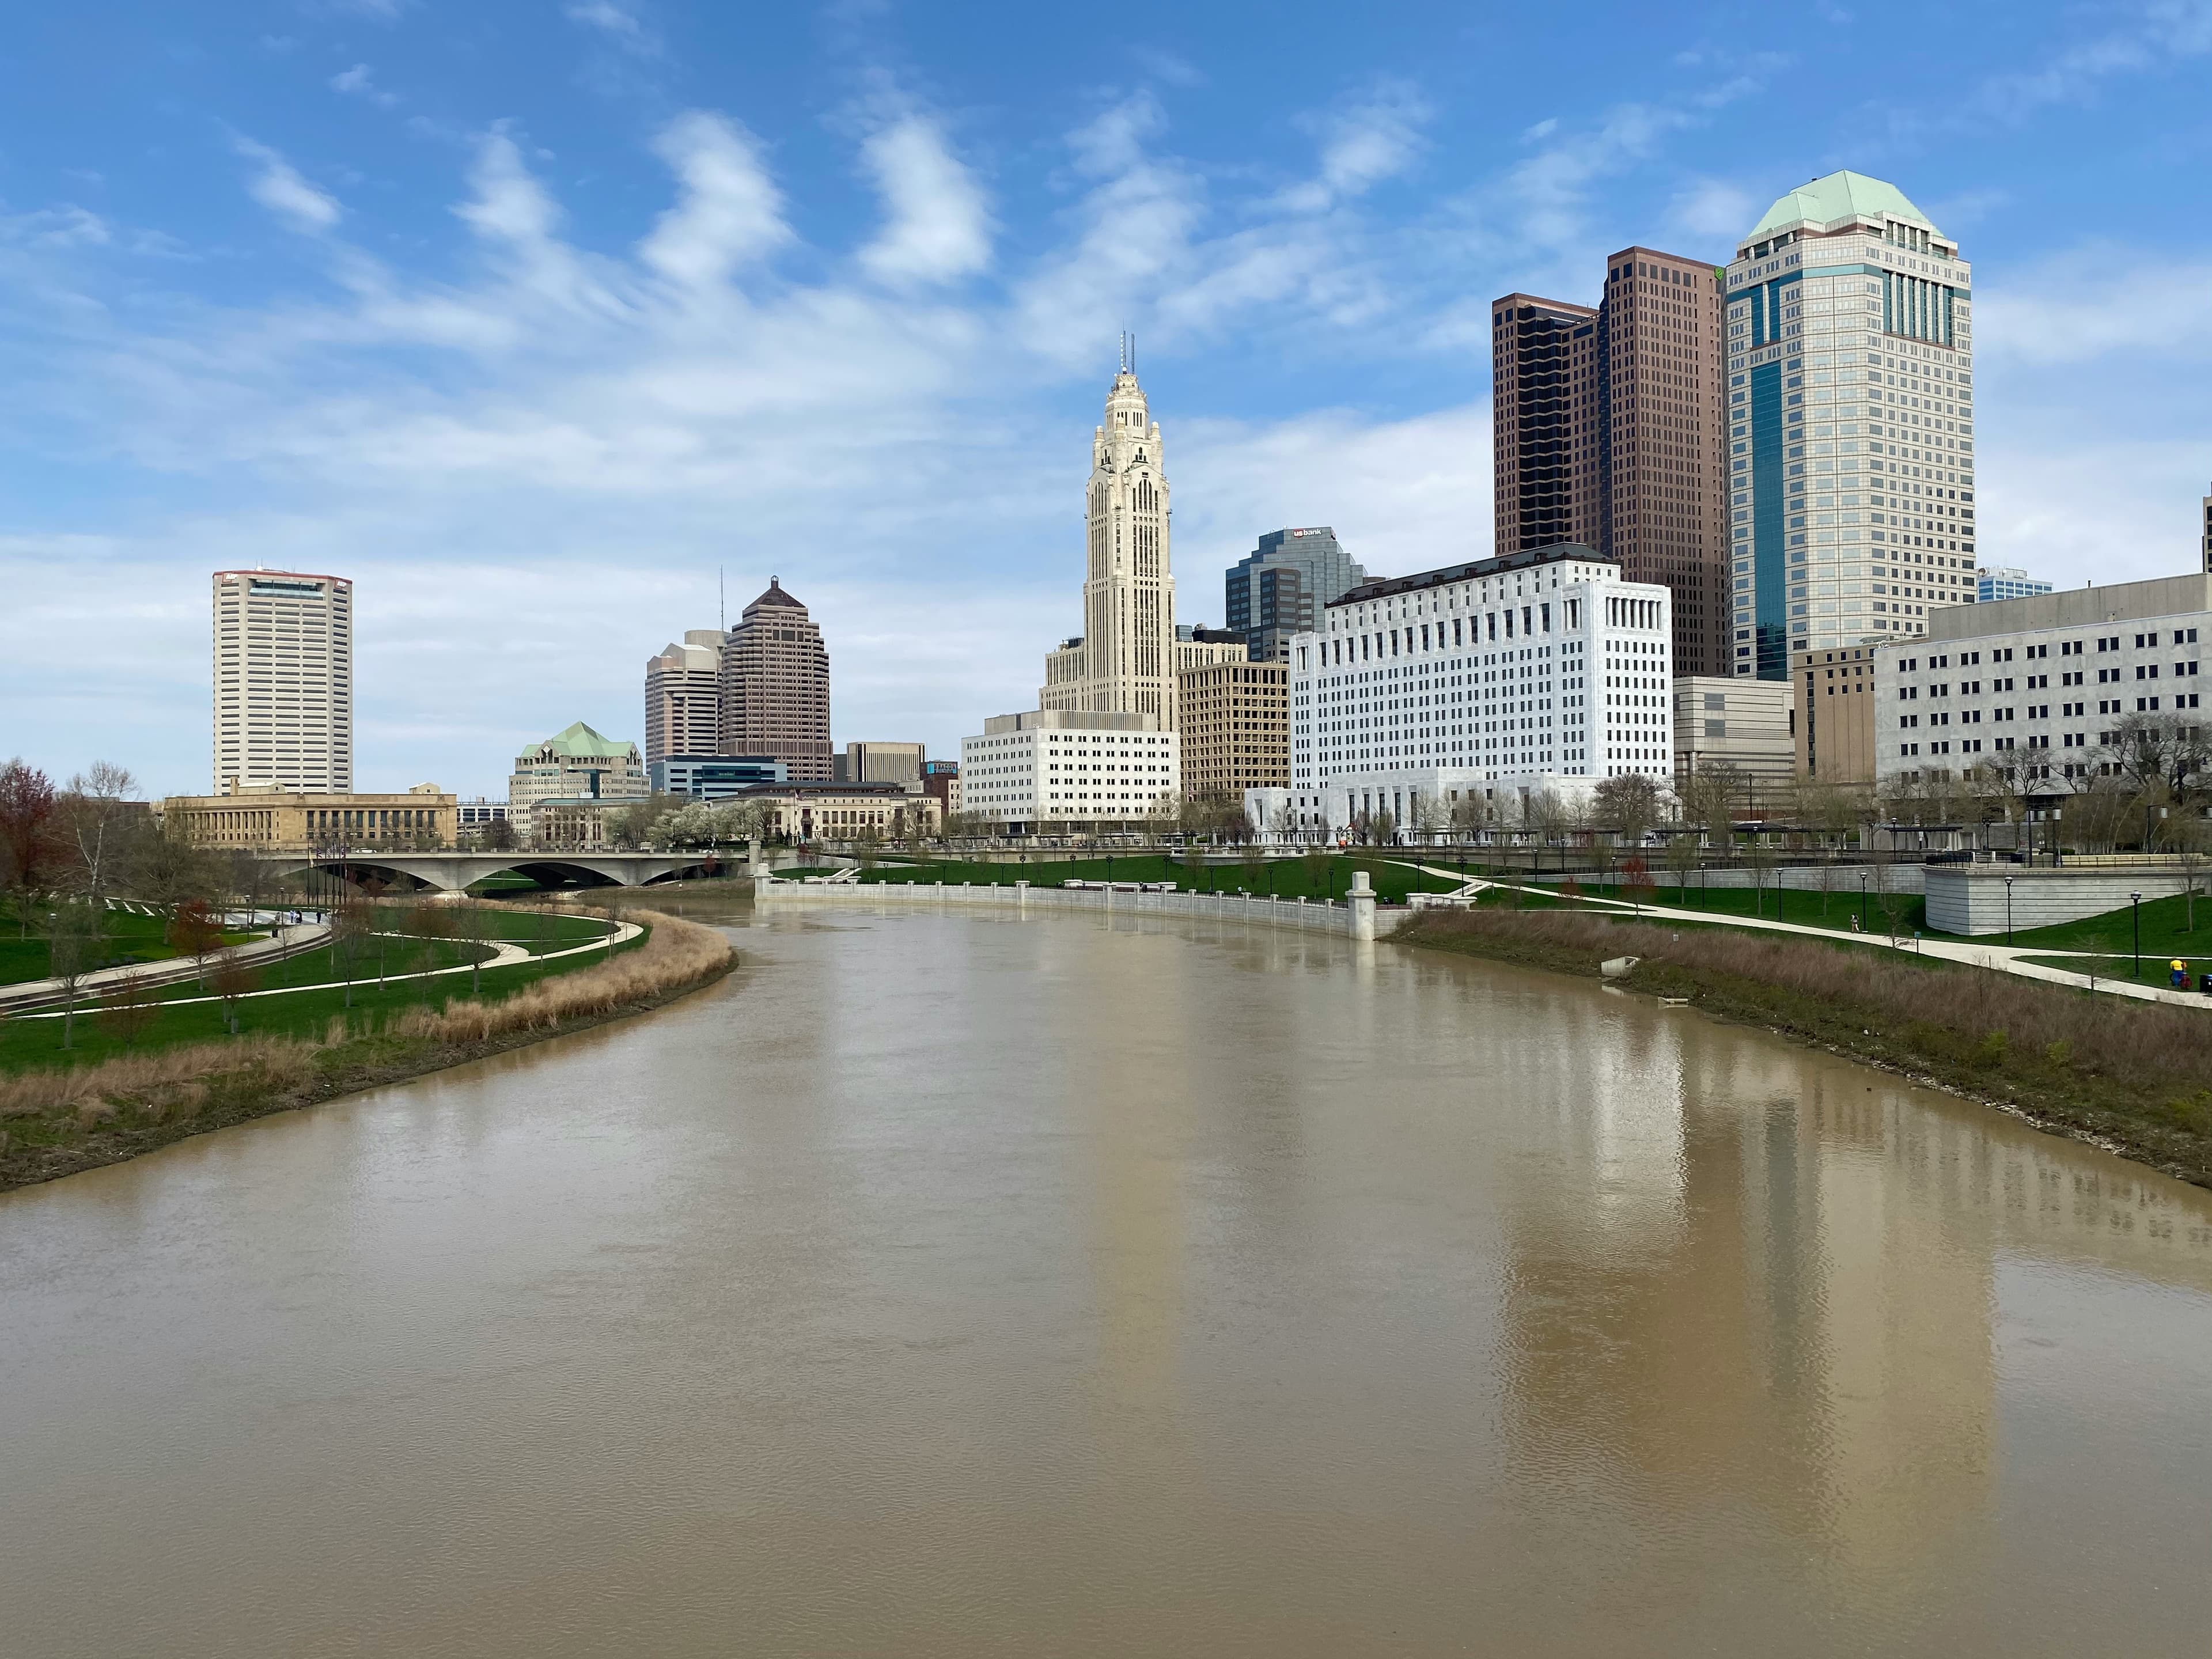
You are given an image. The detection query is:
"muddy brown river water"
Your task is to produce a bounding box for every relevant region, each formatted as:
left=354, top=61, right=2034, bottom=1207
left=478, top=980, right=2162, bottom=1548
left=3, top=901, right=2210, bottom=1656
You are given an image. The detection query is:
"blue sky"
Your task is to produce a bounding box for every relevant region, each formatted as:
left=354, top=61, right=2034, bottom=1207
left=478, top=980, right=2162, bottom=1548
left=3, top=0, right=2210, bottom=798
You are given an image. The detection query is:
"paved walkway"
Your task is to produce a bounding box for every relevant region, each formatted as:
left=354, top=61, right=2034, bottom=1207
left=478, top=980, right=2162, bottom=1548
left=1393, top=863, right=2212, bottom=1010
left=0, top=923, right=334, bottom=1014
left=6, top=919, right=639, bottom=1021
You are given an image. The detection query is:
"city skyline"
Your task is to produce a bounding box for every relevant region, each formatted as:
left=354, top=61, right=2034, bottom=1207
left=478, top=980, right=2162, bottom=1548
left=3, top=3, right=2210, bottom=796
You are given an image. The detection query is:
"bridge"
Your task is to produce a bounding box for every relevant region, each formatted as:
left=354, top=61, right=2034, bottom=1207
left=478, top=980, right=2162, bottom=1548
left=251, top=849, right=749, bottom=893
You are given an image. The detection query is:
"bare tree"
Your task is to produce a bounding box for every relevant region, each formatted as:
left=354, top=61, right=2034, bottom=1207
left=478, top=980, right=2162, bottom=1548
left=210, top=956, right=260, bottom=1037
left=165, top=898, right=225, bottom=993
left=1593, top=773, right=1661, bottom=849
left=1411, top=791, right=1453, bottom=847
left=46, top=900, right=101, bottom=1051
left=100, top=970, right=161, bottom=1051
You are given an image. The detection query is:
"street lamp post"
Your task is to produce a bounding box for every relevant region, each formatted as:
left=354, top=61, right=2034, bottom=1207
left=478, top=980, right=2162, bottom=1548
left=1859, top=869, right=1868, bottom=933
left=2132, top=891, right=2142, bottom=978
left=2005, top=874, right=2014, bottom=946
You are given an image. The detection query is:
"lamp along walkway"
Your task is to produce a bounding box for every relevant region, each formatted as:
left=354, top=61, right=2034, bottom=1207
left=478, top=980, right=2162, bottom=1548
left=1394, top=863, right=2212, bottom=1010
left=6, top=919, right=641, bottom=1021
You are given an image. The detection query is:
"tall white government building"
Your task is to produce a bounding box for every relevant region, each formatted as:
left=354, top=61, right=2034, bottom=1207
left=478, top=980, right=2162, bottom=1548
left=1726, top=172, right=1977, bottom=681
left=1264, top=543, right=1672, bottom=839
left=1040, top=350, right=1178, bottom=729
left=211, top=569, right=353, bottom=794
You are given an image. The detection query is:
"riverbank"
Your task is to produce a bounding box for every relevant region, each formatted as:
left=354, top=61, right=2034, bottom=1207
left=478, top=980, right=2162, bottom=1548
left=1400, top=909, right=2212, bottom=1190
left=0, top=908, right=736, bottom=1194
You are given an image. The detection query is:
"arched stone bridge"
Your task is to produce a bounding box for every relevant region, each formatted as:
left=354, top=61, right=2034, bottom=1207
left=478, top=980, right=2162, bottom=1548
left=253, top=849, right=744, bottom=894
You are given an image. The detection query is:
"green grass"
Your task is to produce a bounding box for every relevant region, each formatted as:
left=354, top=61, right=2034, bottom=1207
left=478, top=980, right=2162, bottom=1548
left=1, top=921, right=642, bottom=1073
left=1987, top=888, right=2212, bottom=956
left=855, top=851, right=1474, bottom=904
left=2017, top=953, right=2212, bottom=984
left=0, top=904, right=264, bottom=986
left=1552, top=876, right=1930, bottom=936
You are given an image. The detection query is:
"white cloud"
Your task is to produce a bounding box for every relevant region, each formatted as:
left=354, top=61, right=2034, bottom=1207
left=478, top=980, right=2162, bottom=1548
left=1976, top=0, right=2212, bottom=121
left=329, top=62, right=400, bottom=106
left=1975, top=249, right=2212, bottom=365
left=1667, top=177, right=1755, bottom=242
left=1278, top=83, right=1430, bottom=213
left=565, top=1, right=658, bottom=55
left=638, top=112, right=790, bottom=290
left=857, top=115, right=992, bottom=285
left=236, top=137, right=342, bottom=231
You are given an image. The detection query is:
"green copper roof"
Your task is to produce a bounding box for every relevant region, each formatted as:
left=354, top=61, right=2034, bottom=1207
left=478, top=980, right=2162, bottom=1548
left=1747, top=171, right=1935, bottom=240
left=539, top=720, right=632, bottom=759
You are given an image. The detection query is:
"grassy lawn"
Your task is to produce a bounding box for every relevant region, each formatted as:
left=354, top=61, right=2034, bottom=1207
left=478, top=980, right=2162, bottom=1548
left=2017, top=952, right=2212, bottom=985
left=0, top=904, right=263, bottom=986
left=1552, top=877, right=1930, bottom=936
left=856, top=852, right=1478, bottom=904
left=1, top=916, right=643, bottom=1072
left=1987, top=889, right=2212, bottom=957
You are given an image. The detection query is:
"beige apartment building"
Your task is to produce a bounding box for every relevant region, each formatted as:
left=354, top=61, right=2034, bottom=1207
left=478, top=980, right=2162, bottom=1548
left=1797, top=645, right=1883, bottom=785
left=721, top=578, right=832, bottom=781
left=212, top=569, right=354, bottom=794
left=1179, top=658, right=1290, bottom=801
left=162, top=784, right=456, bottom=850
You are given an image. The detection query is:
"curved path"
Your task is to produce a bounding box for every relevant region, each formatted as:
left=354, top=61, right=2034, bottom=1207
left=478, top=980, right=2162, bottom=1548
left=9, top=919, right=641, bottom=1021
left=1399, top=862, right=2212, bottom=1009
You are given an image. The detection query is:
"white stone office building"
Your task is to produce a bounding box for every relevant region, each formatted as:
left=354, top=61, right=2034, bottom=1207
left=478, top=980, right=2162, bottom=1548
left=1876, top=573, right=2209, bottom=793
left=960, top=710, right=1180, bottom=834
left=1040, top=355, right=1179, bottom=730
left=1726, top=172, right=1977, bottom=682
left=211, top=569, right=353, bottom=795
left=1272, top=543, right=1672, bottom=839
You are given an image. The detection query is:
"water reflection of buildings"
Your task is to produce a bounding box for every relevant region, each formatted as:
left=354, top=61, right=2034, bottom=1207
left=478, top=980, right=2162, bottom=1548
left=1494, top=991, right=1998, bottom=1582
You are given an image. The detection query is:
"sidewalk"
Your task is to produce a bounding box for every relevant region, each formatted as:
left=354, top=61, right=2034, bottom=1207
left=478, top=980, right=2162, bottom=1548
left=1393, top=863, right=2212, bottom=1010
left=0, top=923, right=332, bottom=1014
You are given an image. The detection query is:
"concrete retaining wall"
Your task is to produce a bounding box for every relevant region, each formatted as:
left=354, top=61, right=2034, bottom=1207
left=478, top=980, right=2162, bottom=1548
left=1564, top=863, right=1926, bottom=896
left=755, top=878, right=1407, bottom=937
left=1923, top=866, right=2201, bottom=936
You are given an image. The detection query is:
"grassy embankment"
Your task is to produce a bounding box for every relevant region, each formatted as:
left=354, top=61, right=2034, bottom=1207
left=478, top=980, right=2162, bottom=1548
left=1400, top=907, right=2212, bottom=1188
left=0, top=906, right=623, bottom=1071
left=857, top=851, right=1464, bottom=903
left=0, top=906, right=736, bottom=1194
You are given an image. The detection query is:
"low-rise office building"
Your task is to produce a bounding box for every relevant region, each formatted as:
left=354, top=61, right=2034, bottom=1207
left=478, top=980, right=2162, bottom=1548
left=509, top=721, right=649, bottom=840
left=1179, top=657, right=1289, bottom=800
left=1279, top=543, right=1672, bottom=839
left=833, top=741, right=926, bottom=784
left=162, top=783, right=456, bottom=850
left=649, top=754, right=789, bottom=799
left=960, top=710, right=1180, bottom=834
left=919, top=758, right=961, bottom=817
left=1876, top=572, right=2209, bottom=792
left=735, top=782, right=938, bottom=842
left=1673, top=675, right=1795, bottom=791
left=1796, top=645, right=1884, bottom=785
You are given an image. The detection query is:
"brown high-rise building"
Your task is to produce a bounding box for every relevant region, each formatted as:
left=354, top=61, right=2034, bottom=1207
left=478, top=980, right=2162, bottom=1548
left=719, top=578, right=831, bottom=782
left=1493, top=247, right=1730, bottom=677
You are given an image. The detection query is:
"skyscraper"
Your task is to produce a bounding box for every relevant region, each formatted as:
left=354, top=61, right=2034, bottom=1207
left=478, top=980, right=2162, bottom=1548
left=1725, top=171, right=1976, bottom=678
left=211, top=569, right=353, bottom=795
left=643, top=630, right=726, bottom=767
left=1491, top=249, right=1730, bottom=677
left=1040, top=358, right=1178, bottom=727
left=1225, top=527, right=1368, bottom=664
left=719, top=578, right=831, bottom=782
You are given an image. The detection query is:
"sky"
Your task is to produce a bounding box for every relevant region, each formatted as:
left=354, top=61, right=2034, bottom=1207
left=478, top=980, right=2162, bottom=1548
left=2, top=0, right=2210, bottom=800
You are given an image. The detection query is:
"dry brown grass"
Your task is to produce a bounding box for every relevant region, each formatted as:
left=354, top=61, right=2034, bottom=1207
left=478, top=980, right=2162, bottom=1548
left=0, top=906, right=731, bottom=1124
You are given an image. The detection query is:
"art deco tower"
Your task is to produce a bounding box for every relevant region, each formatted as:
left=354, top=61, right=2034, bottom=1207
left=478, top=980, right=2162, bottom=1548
left=1041, top=355, right=1178, bottom=727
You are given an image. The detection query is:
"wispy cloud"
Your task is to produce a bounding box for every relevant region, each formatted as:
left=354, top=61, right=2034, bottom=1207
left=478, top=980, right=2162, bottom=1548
left=234, top=137, right=342, bottom=231
left=1976, top=0, right=2212, bottom=121
left=329, top=63, right=400, bottom=107
left=565, top=1, right=660, bottom=56
left=857, top=115, right=993, bottom=285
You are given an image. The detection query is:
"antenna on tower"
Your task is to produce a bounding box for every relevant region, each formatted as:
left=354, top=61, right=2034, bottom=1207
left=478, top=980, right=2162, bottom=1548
left=718, top=566, right=725, bottom=632
left=1120, top=330, right=1128, bottom=373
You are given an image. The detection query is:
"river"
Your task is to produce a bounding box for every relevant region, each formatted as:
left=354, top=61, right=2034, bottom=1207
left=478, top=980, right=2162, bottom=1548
left=4, top=900, right=2210, bottom=1656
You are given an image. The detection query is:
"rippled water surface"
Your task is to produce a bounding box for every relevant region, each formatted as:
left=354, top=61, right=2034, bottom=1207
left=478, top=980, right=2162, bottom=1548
left=5, top=900, right=2211, bottom=1657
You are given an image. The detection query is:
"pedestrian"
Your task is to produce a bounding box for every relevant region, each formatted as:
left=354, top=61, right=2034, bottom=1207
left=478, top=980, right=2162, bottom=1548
left=2171, top=959, right=2188, bottom=990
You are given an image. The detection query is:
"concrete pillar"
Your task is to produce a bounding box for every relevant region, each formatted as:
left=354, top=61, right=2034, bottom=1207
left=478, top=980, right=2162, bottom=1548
left=1016, top=879, right=1029, bottom=912
left=1349, top=869, right=1376, bottom=941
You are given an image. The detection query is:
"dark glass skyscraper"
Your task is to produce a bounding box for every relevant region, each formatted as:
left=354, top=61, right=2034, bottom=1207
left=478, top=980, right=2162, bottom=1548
left=1225, top=528, right=1366, bottom=664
